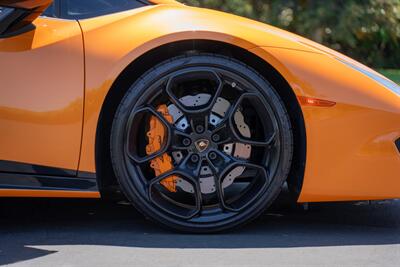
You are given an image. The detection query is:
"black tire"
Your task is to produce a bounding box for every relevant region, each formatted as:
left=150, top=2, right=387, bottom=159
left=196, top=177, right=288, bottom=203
left=111, top=54, right=293, bottom=233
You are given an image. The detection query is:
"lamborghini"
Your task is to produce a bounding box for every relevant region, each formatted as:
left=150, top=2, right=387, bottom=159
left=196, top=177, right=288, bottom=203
left=1, top=0, right=400, bottom=233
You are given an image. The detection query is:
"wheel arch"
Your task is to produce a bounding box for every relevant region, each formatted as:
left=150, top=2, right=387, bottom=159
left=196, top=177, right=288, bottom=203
left=95, top=39, right=306, bottom=199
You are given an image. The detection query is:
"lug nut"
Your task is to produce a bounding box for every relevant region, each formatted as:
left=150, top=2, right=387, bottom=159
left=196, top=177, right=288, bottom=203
left=182, top=138, right=191, bottom=146
left=195, top=125, right=205, bottom=133
left=212, top=134, right=220, bottom=142
left=190, top=154, right=200, bottom=163
left=208, top=152, right=217, bottom=160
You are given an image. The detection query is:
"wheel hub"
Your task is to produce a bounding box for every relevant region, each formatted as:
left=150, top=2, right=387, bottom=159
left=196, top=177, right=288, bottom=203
left=194, top=139, right=210, bottom=153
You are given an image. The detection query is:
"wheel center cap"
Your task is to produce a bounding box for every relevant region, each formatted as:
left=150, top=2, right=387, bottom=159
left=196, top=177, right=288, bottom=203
left=195, top=139, right=210, bottom=153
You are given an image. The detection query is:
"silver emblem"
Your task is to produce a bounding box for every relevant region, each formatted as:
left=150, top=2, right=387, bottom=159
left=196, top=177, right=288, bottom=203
left=195, top=139, right=209, bottom=152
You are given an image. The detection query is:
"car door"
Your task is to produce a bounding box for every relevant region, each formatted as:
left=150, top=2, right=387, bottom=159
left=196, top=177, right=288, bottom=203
left=0, top=1, right=84, bottom=176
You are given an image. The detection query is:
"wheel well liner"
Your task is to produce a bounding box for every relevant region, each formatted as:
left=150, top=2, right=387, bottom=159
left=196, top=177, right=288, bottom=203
left=96, top=40, right=306, bottom=199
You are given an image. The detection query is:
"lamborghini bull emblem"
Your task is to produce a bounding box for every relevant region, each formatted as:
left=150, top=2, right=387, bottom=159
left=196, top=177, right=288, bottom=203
left=195, top=139, right=210, bottom=152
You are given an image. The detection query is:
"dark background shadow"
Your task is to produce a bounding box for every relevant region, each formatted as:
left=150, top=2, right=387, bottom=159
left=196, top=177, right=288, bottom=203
left=1, top=190, right=399, bottom=265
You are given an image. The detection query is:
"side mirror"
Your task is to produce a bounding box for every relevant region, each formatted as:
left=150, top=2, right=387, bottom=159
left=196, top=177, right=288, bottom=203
left=0, top=0, right=53, bottom=38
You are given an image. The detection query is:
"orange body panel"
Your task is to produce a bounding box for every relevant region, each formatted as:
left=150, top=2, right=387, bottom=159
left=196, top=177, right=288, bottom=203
left=1, top=3, right=399, bottom=200
left=0, top=17, right=84, bottom=173
left=250, top=47, right=400, bottom=201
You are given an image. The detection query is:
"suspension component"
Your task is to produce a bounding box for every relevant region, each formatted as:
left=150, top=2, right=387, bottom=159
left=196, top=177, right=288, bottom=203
left=146, top=105, right=178, bottom=192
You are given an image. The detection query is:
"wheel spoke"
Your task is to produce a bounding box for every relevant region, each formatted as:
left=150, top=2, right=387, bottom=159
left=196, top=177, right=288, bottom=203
left=126, top=106, right=173, bottom=164
left=148, top=168, right=203, bottom=220
left=126, top=104, right=200, bottom=163
left=165, top=70, right=224, bottom=115
left=212, top=92, right=278, bottom=148
left=227, top=162, right=270, bottom=212
left=217, top=93, right=254, bottom=126
left=176, top=152, right=204, bottom=179
left=232, top=131, right=277, bottom=147
left=165, top=69, right=225, bottom=133
left=206, top=149, right=247, bottom=211
left=170, top=128, right=192, bottom=150
left=210, top=93, right=253, bottom=144
left=207, top=157, right=270, bottom=212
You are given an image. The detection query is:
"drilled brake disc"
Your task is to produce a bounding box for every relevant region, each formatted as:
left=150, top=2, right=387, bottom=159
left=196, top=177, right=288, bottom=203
left=165, top=94, right=251, bottom=194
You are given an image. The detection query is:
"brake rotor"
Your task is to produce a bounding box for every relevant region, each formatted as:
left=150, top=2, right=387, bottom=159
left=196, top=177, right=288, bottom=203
left=146, top=94, right=251, bottom=194
left=170, top=94, right=251, bottom=194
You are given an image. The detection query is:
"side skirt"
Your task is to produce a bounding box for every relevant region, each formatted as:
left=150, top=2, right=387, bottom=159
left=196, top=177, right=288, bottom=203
left=0, top=172, right=100, bottom=198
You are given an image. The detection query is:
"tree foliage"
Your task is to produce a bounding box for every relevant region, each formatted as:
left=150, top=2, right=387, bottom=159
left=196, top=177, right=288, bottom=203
left=181, top=0, right=400, bottom=68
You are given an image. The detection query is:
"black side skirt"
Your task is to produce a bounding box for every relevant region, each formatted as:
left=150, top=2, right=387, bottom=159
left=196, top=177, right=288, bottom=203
left=0, top=160, right=97, bottom=191
left=0, top=172, right=98, bottom=191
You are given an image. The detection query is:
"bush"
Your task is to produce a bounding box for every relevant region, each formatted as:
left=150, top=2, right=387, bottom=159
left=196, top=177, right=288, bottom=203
left=379, top=69, right=400, bottom=83
left=181, top=0, right=400, bottom=68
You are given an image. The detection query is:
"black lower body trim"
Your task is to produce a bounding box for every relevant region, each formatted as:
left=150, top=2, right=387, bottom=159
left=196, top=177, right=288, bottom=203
left=396, top=138, right=400, bottom=153
left=0, top=160, right=76, bottom=177
left=0, top=172, right=98, bottom=191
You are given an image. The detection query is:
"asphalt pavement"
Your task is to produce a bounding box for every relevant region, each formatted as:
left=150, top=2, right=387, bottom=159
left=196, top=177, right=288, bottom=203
left=1, top=191, right=400, bottom=267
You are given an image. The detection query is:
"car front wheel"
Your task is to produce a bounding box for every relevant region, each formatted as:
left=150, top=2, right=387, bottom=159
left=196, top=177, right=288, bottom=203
left=111, top=54, right=293, bottom=233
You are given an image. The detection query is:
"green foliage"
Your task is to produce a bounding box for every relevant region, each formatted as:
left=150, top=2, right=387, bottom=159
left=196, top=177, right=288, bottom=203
left=379, top=69, right=400, bottom=84
left=181, top=0, right=400, bottom=68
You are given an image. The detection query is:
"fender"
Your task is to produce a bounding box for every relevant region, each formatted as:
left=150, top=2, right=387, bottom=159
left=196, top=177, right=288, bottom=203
left=77, top=4, right=312, bottom=174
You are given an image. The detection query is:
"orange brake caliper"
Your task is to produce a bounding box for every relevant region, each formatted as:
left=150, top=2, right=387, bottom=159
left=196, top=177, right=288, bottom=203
left=146, top=105, right=178, bottom=192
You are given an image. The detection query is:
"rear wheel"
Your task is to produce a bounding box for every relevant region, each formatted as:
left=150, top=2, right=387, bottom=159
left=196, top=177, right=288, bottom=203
left=111, top=54, right=293, bottom=233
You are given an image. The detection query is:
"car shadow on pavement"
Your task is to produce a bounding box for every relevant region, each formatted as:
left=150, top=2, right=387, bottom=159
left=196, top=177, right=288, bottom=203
left=1, top=191, right=400, bottom=265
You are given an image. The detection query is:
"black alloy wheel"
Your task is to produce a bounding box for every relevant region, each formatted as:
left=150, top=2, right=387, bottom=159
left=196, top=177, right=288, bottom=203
left=111, top=54, right=293, bottom=233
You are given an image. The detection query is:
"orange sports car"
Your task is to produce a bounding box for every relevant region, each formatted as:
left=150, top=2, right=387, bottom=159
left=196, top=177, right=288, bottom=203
left=1, top=0, right=400, bottom=233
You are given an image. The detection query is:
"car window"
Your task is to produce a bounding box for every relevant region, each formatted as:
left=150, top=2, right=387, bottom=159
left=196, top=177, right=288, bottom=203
left=64, top=0, right=148, bottom=19
left=42, top=2, right=56, bottom=17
